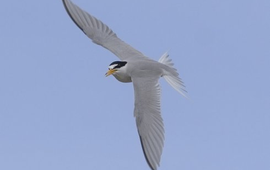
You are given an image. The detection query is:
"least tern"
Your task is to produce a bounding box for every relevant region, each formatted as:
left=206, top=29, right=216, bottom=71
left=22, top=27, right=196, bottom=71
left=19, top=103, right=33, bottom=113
left=62, top=0, right=186, bottom=169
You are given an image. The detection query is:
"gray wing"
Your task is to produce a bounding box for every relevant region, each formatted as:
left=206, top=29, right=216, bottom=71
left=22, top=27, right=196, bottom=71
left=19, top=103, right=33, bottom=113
left=132, top=76, right=164, bottom=170
left=62, top=0, right=147, bottom=61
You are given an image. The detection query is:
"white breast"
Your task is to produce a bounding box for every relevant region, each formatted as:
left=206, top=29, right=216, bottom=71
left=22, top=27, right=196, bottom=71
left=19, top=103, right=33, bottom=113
left=113, top=73, right=132, bottom=82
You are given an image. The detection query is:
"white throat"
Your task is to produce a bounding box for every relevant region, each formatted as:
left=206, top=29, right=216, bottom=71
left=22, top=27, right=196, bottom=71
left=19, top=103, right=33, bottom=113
left=112, top=64, right=131, bottom=83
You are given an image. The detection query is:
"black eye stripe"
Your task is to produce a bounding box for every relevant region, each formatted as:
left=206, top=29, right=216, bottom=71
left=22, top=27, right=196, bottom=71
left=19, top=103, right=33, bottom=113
left=109, top=61, right=127, bottom=69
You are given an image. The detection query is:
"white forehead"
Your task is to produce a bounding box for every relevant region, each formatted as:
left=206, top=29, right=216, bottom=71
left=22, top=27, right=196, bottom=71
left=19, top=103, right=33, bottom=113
left=108, top=64, right=117, bottom=69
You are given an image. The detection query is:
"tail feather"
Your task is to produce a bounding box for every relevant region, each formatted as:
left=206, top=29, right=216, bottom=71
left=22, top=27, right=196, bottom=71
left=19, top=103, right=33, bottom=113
left=159, top=52, right=187, bottom=98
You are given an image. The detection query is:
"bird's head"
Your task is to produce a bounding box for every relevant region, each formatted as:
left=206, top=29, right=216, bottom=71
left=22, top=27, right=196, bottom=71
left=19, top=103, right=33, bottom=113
left=105, top=61, right=127, bottom=77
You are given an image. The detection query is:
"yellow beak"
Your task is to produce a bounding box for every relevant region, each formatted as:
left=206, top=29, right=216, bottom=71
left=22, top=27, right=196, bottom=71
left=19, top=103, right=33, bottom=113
left=105, top=69, right=116, bottom=77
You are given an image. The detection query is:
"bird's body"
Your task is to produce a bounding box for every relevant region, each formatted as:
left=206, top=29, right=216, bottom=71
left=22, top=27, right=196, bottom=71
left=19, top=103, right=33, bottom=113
left=115, top=60, right=160, bottom=82
left=62, top=0, right=186, bottom=169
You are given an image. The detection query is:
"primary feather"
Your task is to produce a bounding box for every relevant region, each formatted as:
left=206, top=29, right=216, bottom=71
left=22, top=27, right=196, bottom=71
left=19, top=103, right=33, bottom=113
left=62, top=0, right=146, bottom=61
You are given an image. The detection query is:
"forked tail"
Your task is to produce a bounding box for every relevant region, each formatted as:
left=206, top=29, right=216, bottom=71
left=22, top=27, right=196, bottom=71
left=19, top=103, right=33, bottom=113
left=158, top=52, right=187, bottom=98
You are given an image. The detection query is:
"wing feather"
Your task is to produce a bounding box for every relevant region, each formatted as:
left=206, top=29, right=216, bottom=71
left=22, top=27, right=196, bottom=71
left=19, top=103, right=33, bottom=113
left=62, top=0, right=146, bottom=61
left=132, top=77, right=164, bottom=170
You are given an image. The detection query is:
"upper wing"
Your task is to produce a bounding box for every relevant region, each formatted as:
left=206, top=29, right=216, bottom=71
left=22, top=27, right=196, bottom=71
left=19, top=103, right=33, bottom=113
left=132, top=76, right=164, bottom=170
left=62, top=0, right=146, bottom=61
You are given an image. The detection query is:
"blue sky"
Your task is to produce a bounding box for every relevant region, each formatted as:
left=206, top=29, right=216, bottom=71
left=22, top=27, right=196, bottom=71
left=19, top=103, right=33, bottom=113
left=0, top=0, right=269, bottom=170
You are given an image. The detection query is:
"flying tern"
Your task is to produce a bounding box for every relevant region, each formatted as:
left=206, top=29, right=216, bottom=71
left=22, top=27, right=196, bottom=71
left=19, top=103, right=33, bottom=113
left=62, top=0, right=186, bottom=169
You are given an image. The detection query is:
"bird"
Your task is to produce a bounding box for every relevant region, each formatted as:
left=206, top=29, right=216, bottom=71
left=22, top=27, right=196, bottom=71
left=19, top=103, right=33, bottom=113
left=62, top=0, right=186, bottom=169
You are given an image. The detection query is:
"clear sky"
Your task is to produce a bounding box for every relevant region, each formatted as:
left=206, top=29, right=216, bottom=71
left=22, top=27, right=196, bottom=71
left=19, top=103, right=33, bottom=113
left=0, top=0, right=269, bottom=170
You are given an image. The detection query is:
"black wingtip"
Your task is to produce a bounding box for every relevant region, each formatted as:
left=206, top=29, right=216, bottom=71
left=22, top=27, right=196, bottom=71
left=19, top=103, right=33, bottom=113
left=62, top=0, right=84, bottom=32
left=139, top=136, right=156, bottom=170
